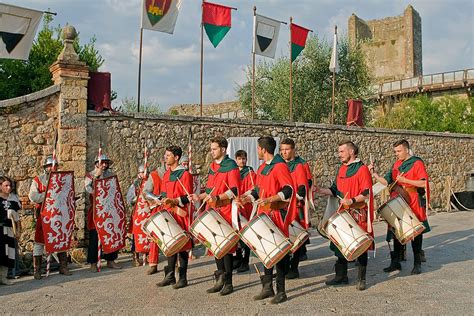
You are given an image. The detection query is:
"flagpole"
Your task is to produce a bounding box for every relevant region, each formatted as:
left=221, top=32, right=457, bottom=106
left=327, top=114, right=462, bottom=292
left=331, top=26, right=337, bottom=125
left=251, top=6, right=256, bottom=120
left=137, top=27, right=143, bottom=113
left=289, top=16, right=293, bottom=122
left=200, top=0, right=205, bottom=117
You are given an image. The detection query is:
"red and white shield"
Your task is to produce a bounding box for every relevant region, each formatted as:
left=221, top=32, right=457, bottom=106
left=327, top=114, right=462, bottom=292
left=40, top=171, right=76, bottom=253
left=132, top=189, right=152, bottom=253
left=94, top=176, right=127, bottom=254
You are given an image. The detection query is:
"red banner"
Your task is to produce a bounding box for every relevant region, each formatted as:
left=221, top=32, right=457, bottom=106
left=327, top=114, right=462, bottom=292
left=93, top=176, right=127, bottom=254
left=40, top=171, right=76, bottom=253
left=132, top=188, right=152, bottom=253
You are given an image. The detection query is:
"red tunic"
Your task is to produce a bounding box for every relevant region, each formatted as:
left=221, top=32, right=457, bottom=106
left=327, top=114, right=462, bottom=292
left=204, top=155, right=241, bottom=226
left=160, top=167, right=193, bottom=252
left=239, top=166, right=256, bottom=220
left=33, top=176, right=46, bottom=243
left=255, top=155, right=296, bottom=236
left=385, top=156, right=429, bottom=222
left=288, top=160, right=309, bottom=228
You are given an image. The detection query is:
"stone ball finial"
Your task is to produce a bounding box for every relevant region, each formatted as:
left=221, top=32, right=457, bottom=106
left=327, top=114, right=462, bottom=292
left=62, top=25, right=77, bottom=41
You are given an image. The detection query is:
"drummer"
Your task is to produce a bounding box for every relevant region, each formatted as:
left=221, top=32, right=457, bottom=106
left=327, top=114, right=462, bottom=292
left=239, top=136, right=296, bottom=304
left=369, top=139, right=430, bottom=275
left=155, top=146, right=194, bottom=289
left=280, top=138, right=310, bottom=279
left=316, top=140, right=374, bottom=291
left=190, top=136, right=240, bottom=296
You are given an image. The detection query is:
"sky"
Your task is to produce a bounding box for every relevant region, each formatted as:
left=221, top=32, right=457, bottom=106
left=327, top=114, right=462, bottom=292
left=11, top=0, right=474, bottom=111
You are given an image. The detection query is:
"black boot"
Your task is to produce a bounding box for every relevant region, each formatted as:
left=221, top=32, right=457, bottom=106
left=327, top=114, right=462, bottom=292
left=325, top=261, right=348, bottom=286
left=173, top=267, right=188, bottom=289
left=286, top=254, right=300, bottom=279
left=58, top=252, right=72, bottom=276
left=420, top=249, right=426, bottom=262
left=156, top=265, right=176, bottom=287
left=253, top=275, right=275, bottom=300
left=219, top=272, right=233, bottom=296
left=237, top=247, right=250, bottom=273
left=411, top=254, right=422, bottom=275
left=206, top=270, right=224, bottom=293
left=270, top=276, right=287, bottom=304
left=383, top=251, right=402, bottom=272
left=233, top=249, right=243, bottom=270
left=356, top=265, right=367, bottom=291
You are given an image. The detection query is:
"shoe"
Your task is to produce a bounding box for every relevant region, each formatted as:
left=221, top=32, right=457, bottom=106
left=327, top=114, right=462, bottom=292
left=0, top=267, right=13, bottom=285
left=285, top=269, right=299, bottom=279
left=173, top=267, right=188, bottom=289
left=157, top=265, right=176, bottom=287
left=253, top=275, right=274, bottom=300
left=146, top=265, right=158, bottom=275
left=106, top=261, right=121, bottom=269
left=420, top=250, right=426, bottom=262
left=132, top=253, right=141, bottom=267
left=236, top=263, right=250, bottom=273
left=219, top=272, right=233, bottom=296
left=270, top=276, right=287, bottom=304
left=325, top=261, right=348, bottom=286
left=383, top=251, right=402, bottom=273
left=356, top=265, right=367, bottom=291
left=206, top=270, right=224, bottom=293
left=299, top=254, right=308, bottom=262
left=58, top=252, right=72, bottom=276
left=33, top=256, right=43, bottom=280
left=411, top=254, right=422, bottom=275
left=89, top=263, right=98, bottom=273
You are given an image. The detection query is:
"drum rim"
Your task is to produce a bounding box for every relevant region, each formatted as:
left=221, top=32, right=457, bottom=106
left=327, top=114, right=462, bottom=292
left=377, top=195, right=410, bottom=213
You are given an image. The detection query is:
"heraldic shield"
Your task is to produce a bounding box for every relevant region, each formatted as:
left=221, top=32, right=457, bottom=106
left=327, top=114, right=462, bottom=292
left=93, top=176, right=127, bottom=254
left=40, top=171, right=76, bottom=253
left=132, top=184, right=152, bottom=253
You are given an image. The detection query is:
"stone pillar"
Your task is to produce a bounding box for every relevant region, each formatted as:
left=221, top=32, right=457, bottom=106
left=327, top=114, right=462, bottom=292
left=49, top=25, right=89, bottom=244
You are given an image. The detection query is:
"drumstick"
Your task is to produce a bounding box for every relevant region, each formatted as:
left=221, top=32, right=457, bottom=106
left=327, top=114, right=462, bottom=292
left=196, top=187, right=215, bottom=213
left=223, top=181, right=236, bottom=198
left=387, top=172, right=405, bottom=191
left=177, top=177, right=191, bottom=197
left=336, top=193, right=349, bottom=213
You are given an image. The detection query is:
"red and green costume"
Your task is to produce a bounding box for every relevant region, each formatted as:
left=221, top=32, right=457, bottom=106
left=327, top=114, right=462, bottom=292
left=160, top=166, right=194, bottom=252
left=254, top=154, right=296, bottom=236
left=287, top=157, right=309, bottom=229
left=384, top=156, right=431, bottom=235
left=239, top=166, right=256, bottom=220
left=329, top=160, right=374, bottom=258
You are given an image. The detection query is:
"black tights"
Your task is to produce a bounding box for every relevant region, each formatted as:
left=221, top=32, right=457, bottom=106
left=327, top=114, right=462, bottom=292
left=394, top=234, right=423, bottom=255
left=216, top=254, right=233, bottom=273
left=264, top=255, right=290, bottom=278
left=168, top=251, right=188, bottom=269
left=338, top=252, right=368, bottom=266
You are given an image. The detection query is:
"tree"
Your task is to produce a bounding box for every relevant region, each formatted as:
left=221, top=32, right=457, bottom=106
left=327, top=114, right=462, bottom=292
left=371, top=95, right=474, bottom=134
left=116, top=97, right=162, bottom=115
left=237, top=35, right=374, bottom=124
left=0, top=14, right=104, bottom=100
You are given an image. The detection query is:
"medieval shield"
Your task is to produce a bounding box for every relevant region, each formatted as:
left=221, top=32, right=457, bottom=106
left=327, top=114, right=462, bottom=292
left=145, top=0, right=172, bottom=26
left=40, top=171, right=76, bottom=253
left=93, top=175, right=127, bottom=254
left=132, top=187, right=152, bottom=253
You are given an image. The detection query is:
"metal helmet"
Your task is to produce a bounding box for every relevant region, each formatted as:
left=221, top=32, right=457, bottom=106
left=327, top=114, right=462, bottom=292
left=94, top=153, right=113, bottom=165
left=43, top=155, right=58, bottom=167
left=179, top=155, right=189, bottom=164
left=138, top=164, right=146, bottom=173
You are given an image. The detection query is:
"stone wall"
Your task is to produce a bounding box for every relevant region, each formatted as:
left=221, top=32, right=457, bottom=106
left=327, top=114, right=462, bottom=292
left=349, top=5, right=422, bottom=82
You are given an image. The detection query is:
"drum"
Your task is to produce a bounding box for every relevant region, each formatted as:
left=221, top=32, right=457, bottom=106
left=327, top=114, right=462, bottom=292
left=288, top=220, right=310, bottom=253
left=239, top=214, right=292, bottom=269
left=142, top=210, right=190, bottom=257
left=325, top=210, right=373, bottom=261
left=190, top=209, right=240, bottom=259
left=377, top=195, right=425, bottom=245
left=317, top=196, right=339, bottom=239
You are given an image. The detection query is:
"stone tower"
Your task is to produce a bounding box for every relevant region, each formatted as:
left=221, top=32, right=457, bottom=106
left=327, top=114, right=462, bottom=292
left=348, top=5, right=422, bottom=82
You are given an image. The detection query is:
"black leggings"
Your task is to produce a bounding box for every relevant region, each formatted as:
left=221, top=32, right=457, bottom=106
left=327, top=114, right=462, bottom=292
left=338, top=252, right=368, bottom=266
left=216, top=254, right=233, bottom=272
left=87, top=230, right=118, bottom=263
left=168, top=251, right=188, bottom=269
left=394, top=234, right=423, bottom=255
left=264, top=255, right=290, bottom=278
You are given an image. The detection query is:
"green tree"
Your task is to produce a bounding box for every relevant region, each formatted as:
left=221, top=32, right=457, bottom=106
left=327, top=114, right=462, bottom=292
left=116, top=97, right=162, bottom=115
left=372, top=95, right=474, bottom=134
left=237, top=35, right=374, bottom=123
left=0, top=14, right=104, bottom=100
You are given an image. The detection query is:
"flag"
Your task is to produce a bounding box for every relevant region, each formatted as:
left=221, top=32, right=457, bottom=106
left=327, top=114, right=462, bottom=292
left=0, top=3, right=42, bottom=60
left=329, top=27, right=339, bottom=73
left=290, top=23, right=310, bottom=62
left=202, top=2, right=231, bottom=48
left=253, top=14, right=281, bottom=58
left=141, top=0, right=182, bottom=34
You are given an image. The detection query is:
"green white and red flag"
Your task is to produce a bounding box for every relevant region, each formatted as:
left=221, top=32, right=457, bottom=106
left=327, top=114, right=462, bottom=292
left=290, top=23, right=310, bottom=62
left=202, top=1, right=232, bottom=48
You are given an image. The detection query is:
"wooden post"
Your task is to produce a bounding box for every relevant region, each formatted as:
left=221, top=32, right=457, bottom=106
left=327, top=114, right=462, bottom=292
left=137, top=28, right=143, bottom=113
left=289, top=17, right=293, bottom=122
left=251, top=6, right=257, bottom=120
left=200, top=0, right=204, bottom=117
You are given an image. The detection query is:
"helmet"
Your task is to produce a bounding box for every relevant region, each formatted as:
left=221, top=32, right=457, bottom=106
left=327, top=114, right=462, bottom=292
left=138, top=164, right=146, bottom=173
left=179, top=155, right=189, bottom=164
left=43, top=155, right=58, bottom=167
left=94, top=153, right=113, bottom=165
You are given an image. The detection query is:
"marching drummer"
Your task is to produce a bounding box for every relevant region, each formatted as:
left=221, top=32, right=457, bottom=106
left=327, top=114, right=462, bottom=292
left=316, top=140, right=374, bottom=291
left=239, top=136, right=296, bottom=304
left=189, top=136, right=240, bottom=296
left=154, top=146, right=194, bottom=289
left=369, top=139, right=430, bottom=275
left=280, top=138, right=311, bottom=279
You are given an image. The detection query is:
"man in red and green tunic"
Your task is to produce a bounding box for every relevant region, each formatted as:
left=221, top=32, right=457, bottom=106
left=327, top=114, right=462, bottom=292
left=370, top=139, right=430, bottom=275
left=318, top=141, right=374, bottom=291
left=233, top=149, right=256, bottom=273
left=280, top=138, right=310, bottom=279
left=191, top=136, right=240, bottom=296
left=240, top=136, right=296, bottom=304
left=155, top=146, right=194, bottom=289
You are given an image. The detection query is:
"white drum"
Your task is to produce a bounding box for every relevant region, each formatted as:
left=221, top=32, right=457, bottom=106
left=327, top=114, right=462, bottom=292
left=143, top=210, right=190, bottom=257
left=377, top=196, right=425, bottom=245
left=325, top=210, right=373, bottom=261
left=288, top=220, right=310, bottom=253
left=190, top=209, right=239, bottom=259
left=239, top=214, right=292, bottom=269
